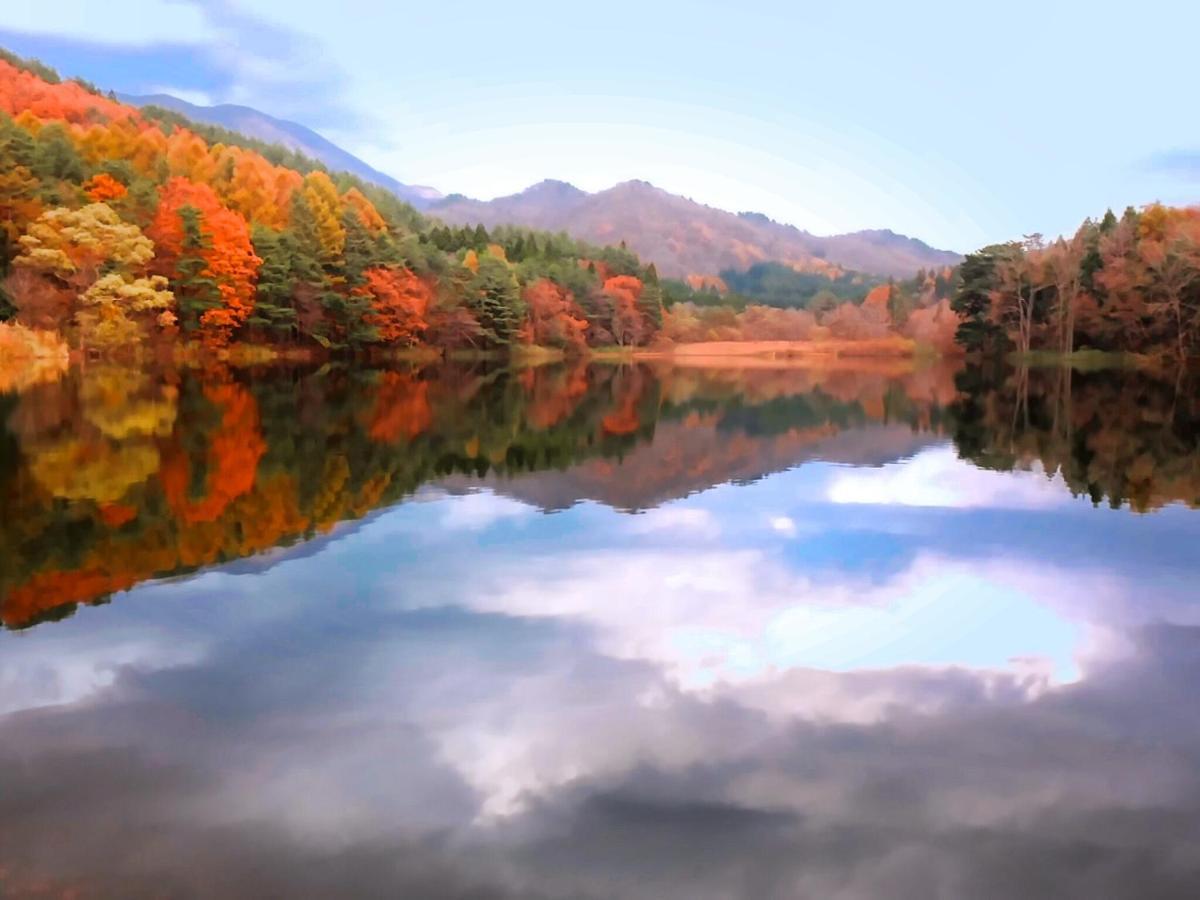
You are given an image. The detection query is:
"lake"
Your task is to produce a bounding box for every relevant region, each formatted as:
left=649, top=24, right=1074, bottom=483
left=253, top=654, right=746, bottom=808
left=2, top=358, right=1200, bottom=898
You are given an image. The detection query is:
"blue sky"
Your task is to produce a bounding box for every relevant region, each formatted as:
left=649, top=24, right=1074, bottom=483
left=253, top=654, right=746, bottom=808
left=2, top=0, right=1198, bottom=252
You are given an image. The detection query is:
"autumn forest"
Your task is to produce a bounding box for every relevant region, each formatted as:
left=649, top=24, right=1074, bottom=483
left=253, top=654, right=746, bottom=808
left=2, top=46, right=1200, bottom=370
left=0, top=49, right=669, bottom=362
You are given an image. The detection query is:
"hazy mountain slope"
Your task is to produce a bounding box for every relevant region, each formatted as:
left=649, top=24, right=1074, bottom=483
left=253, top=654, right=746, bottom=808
left=440, top=422, right=939, bottom=512
left=119, top=93, right=443, bottom=209
left=432, top=180, right=960, bottom=278
left=115, top=94, right=957, bottom=277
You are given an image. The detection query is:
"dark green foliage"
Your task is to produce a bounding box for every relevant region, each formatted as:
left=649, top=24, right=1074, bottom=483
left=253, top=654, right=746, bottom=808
left=248, top=226, right=300, bottom=338
left=341, top=210, right=377, bottom=287
left=32, top=123, right=87, bottom=185
left=99, top=160, right=135, bottom=185
left=320, top=288, right=379, bottom=349
left=468, top=255, right=524, bottom=346
left=950, top=246, right=1006, bottom=353
left=887, top=278, right=915, bottom=327
left=661, top=279, right=746, bottom=310
left=720, top=262, right=878, bottom=309
left=1079, top=220, right=1104, bottom=296
left=0, top=280, right=15, bottom=321
left=0, top=112, right=36, bottom=168
left=0, top=47, right=60, bottom=83
left=595, top=243, right=642, bottom=277
left=638, top=279, right=664, bottom=330
left=173, top=205, right=221, bottom=333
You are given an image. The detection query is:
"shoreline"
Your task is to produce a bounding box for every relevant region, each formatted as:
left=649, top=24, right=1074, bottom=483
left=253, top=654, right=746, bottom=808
left=590, top=338, right=954, bottom=367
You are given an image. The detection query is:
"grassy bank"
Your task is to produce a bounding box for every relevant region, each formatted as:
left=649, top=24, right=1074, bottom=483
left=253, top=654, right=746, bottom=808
left=1009, top=349, right=1150, bottom=372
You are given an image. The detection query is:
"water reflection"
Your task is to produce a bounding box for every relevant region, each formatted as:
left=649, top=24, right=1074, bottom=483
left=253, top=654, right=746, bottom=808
left=0, top=360, right=957, bottom=627
left=2, top=360, right=1200, bottom=898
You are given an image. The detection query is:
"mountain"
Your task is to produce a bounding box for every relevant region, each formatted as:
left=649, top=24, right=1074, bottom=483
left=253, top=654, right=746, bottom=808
left=430, top=179, right=960, bottom=279
left=118, top=93, right=443, bottom=209
left=115, top=95, right=956, bottom=278
left=441, top=422, right=939, bottom=513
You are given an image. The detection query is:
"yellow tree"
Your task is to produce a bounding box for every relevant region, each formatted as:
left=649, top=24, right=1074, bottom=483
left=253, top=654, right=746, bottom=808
left=0, top=164, right=42, bottom=250
left=227, top=152, right=284, bottom=228
left=342, top=187, right=386, bottom=233
left=165, top=129, right=213, bottom=181
left=302, top=171, right=346, bottom=262
left=76, top=273, right=175, bottom=349
left=15, top=203, right=154, bottom=283
left=11, top=203, right=158, bottom=331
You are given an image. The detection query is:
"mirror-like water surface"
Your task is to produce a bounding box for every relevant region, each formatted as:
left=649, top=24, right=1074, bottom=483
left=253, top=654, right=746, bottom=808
left=2, top=360, right=1200, bottom=899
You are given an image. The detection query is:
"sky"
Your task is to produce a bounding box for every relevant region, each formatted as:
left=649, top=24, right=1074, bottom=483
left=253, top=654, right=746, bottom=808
left=1, top=0, right=1198, bottom=252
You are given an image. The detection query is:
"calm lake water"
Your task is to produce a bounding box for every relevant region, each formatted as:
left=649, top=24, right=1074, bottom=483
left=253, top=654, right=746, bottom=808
left=2, top=359, right=1200, bottom=898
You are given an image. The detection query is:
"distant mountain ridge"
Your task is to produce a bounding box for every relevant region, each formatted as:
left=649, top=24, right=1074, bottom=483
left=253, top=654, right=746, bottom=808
left=430, top=179, right=961, bottom=279
left=119, top=93, right=957, bottom=278
left=118, top=92, right=443, bottom=209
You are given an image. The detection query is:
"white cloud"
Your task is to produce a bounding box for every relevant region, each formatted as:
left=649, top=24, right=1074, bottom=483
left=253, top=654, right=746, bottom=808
left=0, top=629, right=203, bottom=716
left=826, top=446, right=1071, bottom=509
left=451, top=548, right=1109, bottom=693
left=406, top=547, right=1154, bottom=819
left=627, top=506, right=719, bottom=538
left=769, top=515, right=798, bottom=536
left=439, top=491, right=536, bottom=531
left=147, top=84, right=217, bottom=106
left=0, top=0, right=221, bottom=46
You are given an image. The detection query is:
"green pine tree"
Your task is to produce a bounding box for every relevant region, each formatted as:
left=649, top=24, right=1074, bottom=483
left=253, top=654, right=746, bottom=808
left=950, top=246, right=1005, bottom=353
left=468, top=255, right=524, bottom=346
left=173, top=205, right=221, bottom=333
left=248, top=226, right=300, bottom=340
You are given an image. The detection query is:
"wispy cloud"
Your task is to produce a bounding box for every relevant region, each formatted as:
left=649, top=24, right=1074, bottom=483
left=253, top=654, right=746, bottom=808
left=145, top=84, right=216, bottom=107
left=825, top=446, right=1070, bottom=509
left=1144, top=149, right=1200, bottom=181
left=439, top=492, right=536, bottom=531
left=0, top=0, right=365, bottom=130
left=0, top=0, right=219, bottom=46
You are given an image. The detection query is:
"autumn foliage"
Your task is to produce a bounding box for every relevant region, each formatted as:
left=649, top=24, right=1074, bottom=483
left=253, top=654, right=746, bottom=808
left=953, top=204, right=1200, bottom=360
left=359, top=267, right=432, bottom=345
left=0, top=57, right=132, bottom=123
left=522, top=278, right=589, bottom=351
left=160, top=381, right=266, bottom=523
left=0, top=49, right=670, bottom=357
left=149, top=177, right=262, bottom=347
left=83, top=171, right=127, bottom=201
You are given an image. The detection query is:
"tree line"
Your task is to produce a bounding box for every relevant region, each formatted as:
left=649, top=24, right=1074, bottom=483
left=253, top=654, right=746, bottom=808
left=0, top=49, right=666, bottom=357
left=951, top=205, right=1200, bottom=359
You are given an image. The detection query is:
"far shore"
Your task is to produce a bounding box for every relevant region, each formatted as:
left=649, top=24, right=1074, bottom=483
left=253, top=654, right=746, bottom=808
left=590, top=338, right=957, bottom=367
left=2, top=335, right=961, bottom=378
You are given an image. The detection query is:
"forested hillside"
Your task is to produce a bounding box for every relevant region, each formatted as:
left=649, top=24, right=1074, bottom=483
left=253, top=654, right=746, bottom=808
left=118, top=91, right=444, bottom=209
left=432, top=178, right=962, bottom=280
left=5, top=45, right=1196, bottom=365
left=0, top=49, right=666, bottom=358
